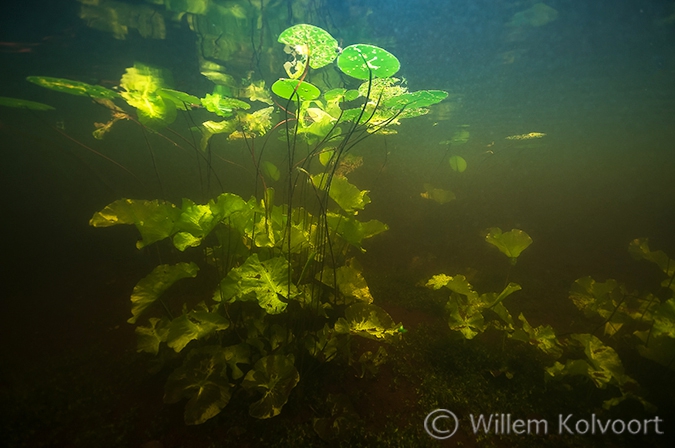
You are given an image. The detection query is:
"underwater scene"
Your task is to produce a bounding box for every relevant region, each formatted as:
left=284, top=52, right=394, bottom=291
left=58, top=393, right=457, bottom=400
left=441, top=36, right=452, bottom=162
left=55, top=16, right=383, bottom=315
left=1, top=0, right=674, bottom=446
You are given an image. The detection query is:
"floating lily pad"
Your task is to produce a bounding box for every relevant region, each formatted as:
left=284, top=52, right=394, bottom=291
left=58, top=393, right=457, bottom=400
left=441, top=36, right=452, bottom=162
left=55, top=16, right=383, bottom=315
left=337, top=44, right=400, bottom=80
left=271, top=78, right=320, bottom=101
left=0, top=96, right=54, bottom=110
left=278, top=24, right=338, bottom=69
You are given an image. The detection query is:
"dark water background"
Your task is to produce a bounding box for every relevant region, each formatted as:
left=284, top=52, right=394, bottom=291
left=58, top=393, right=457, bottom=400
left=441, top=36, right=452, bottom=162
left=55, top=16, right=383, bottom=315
left=1, top=0, right=674, bottom=445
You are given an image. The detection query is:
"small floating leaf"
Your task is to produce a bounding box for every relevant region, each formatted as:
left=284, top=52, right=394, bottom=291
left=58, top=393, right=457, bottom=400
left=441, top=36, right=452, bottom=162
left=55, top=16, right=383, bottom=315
left=271, top=78, right=320, bottom=101
left=337, top=44, right=400, bottom=80
left=278, top=24, right=338, bottom=69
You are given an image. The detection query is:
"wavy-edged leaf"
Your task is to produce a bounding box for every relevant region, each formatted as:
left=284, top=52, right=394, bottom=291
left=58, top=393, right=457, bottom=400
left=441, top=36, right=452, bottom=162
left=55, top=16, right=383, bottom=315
left=128, top=262, right=199, bottom=324
left=312, top=174, right=370, bottom=214
left=164, top=346, right=232, bottom=425
left=241, top=354, right=300, bottom=419
left=89, top=198, right=181, bottom=249
left=135, top=316, right=170, bottom=354
left=166, top=302, right=230, bottom=352
left=317, top=259, right=374, bottom=304
left=485, top=227, right=533, bottom=264
left=335, top=303, right=400, bottom=341
left=214, top=254, right=295, bottom=314
left=325, top=212, right=388, bottom=251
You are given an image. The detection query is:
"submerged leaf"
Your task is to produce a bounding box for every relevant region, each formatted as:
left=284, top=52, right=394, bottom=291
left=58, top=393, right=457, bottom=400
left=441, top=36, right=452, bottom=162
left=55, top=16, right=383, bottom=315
left=242, top=354, right=300, bottom=419
left=510, top=313, right=563, bottom=358
left=27, top=76, right=119, bottom=99
left=317, top=260, right=374, bottom=304
left=0, top=96, right=54, bottom=110
left=164, top=346, right=232, bottom=425
left=128, top=262, right=199, bottom=324
left=448, top=155, right=467, bottom=172
left=420, top=183, right=455, bottom=204
left=629, top=238, right=675, bottom=276
left=336, top=303, right=401, bottom=341
left=214, top=254, right=295, bottom=314
left=325, top=213, right=388, bottom=251
left=89, top=199, right=181, bottom=249
left=166, top=303, right=230, bottom=352
left=312, top=174, right=371, bottom=214
left=485, top=227, right=533, bottom=264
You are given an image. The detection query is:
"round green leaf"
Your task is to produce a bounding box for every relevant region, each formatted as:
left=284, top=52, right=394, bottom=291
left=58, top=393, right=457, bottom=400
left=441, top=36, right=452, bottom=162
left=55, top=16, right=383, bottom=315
left=337, top=44, right=400, bottom=80
left=384, top=90, right=448, bottom=109
left=448, top=155, right=467, bottom=173
left=0, top=96, right=54, bottom=111
left=27, top=76, right=119, bottom=99
left=271, top=79, right=320, bottom=101
left=278, top=24, right=338, bottom=69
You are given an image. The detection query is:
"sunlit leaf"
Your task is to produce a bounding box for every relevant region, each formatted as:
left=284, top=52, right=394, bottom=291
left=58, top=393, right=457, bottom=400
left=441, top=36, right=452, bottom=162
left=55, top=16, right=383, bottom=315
left=337, top=44, right=400, bottom=80
left=271, top=78, right=320, bottom=101
left=335, top=303, right=401, bottom=341
left=317, top=259, right=374, bottom=304
left=89, top=198, right=181, bottom=249
left=278, top=24, right=338, bottom=70
left=241, top=354, right=300, bottom=419
left=214, top=254, right=295, bottom=314
left=119, top=64, right=176, bottom=127
left=312, top=174, right=370, bottom=214
left=128, top=262, right=199, bottom=324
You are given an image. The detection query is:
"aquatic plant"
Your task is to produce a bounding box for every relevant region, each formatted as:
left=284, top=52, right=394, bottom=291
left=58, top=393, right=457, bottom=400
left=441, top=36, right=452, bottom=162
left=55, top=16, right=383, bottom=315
left=485, top=227, right=533, bottom=265
left=425, top=234, right=664, bottom=412
left=80, top=23, right=447, bottom=426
